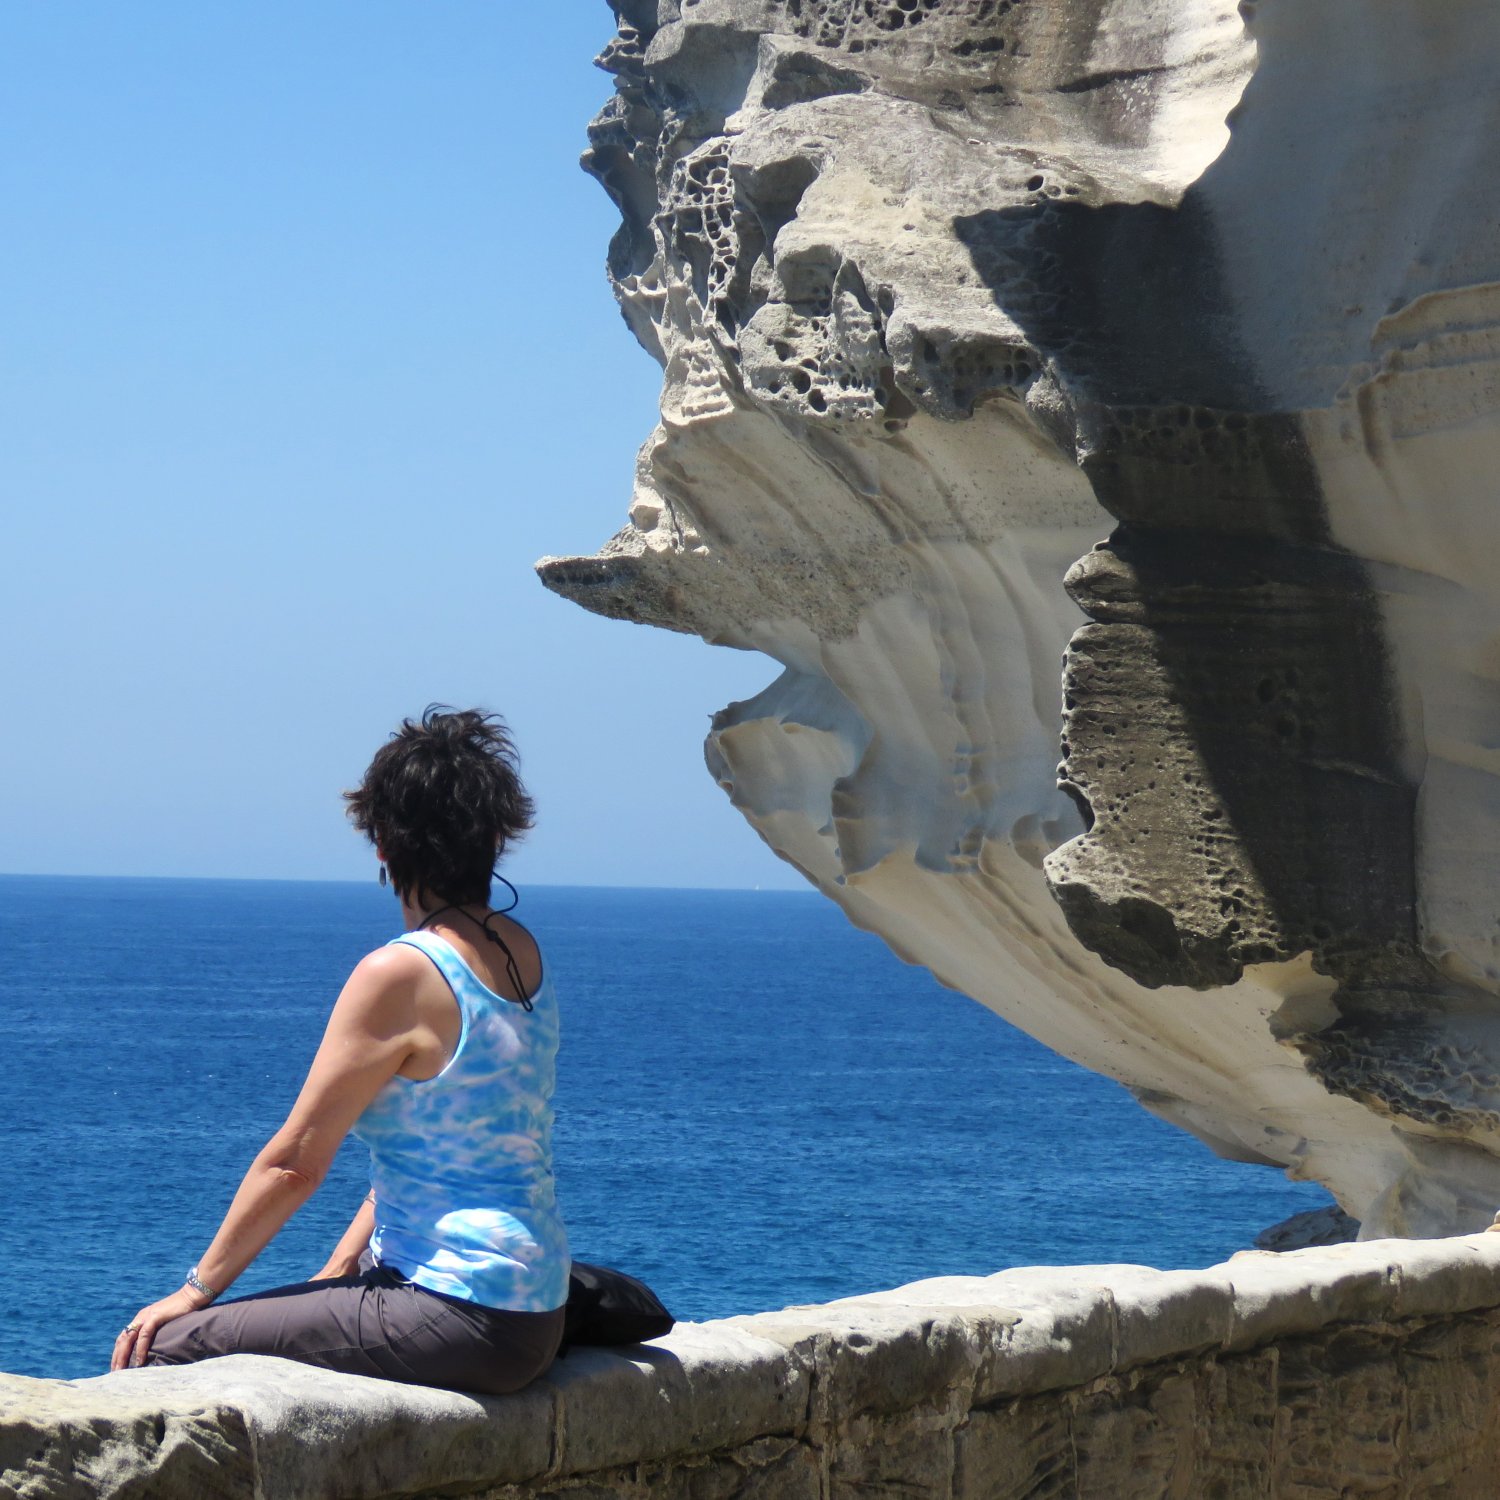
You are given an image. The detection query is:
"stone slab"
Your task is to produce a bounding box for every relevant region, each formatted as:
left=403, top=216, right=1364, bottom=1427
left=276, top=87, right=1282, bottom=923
left=550, top=1324, right=807, bottom=1476
left=12, top=1237, right=1500, bottom=1498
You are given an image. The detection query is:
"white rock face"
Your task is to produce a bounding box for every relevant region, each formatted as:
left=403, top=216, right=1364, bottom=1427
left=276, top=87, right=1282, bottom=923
left=540, top=0, right=1500, bottom=1236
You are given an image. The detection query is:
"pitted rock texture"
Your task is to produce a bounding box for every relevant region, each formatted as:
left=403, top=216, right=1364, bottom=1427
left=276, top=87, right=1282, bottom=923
left=539, top=0, right=1500, bottom=1236
left=13, top=1237, right=1500, bottom=1499
left=1254, top=1205, right=1360, bottom=1253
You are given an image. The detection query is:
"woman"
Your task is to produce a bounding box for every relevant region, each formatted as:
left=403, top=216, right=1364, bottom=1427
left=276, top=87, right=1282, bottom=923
left=111, top=707, right=570, bottom=1395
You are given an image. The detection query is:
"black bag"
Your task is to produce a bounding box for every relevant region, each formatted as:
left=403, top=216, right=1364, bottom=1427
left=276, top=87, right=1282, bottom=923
left=560, top=1261, right=674, bottom=1353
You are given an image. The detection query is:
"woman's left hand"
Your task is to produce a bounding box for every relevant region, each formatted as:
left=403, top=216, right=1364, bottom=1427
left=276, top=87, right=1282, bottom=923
left=111, top=1286, right=207, bottom=1371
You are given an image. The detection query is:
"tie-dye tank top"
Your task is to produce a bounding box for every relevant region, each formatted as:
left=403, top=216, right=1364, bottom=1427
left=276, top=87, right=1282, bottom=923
left=351, top=929, right=570, bottom=1312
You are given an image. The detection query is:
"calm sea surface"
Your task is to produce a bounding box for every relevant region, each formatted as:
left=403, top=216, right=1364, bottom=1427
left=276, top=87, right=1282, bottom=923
left=0, top=874, right=1327, bottom=1379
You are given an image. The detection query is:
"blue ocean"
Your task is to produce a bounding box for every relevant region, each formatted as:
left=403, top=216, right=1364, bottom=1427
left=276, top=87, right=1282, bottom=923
left=0, top=874, right=1327, bottom=1380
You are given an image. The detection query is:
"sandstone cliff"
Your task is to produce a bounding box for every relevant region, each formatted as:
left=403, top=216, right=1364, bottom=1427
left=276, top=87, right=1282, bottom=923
left=540, top=0, right=1500, bottom=1236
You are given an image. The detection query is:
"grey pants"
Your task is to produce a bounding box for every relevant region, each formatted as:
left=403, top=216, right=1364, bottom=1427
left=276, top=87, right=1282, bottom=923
left=146, top=1261, right=565, bottom=1396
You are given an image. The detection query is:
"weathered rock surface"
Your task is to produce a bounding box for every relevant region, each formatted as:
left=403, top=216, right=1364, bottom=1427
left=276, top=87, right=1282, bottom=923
left=12, top=1236, right=1500, bottom=1498
left=539, top=0, right=1500, bottom=1236
left=1254, top=1205, right=1361, bottom=1253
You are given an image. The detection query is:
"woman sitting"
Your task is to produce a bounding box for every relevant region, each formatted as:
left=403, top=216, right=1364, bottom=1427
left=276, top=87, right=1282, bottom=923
left=112, top=707, right=570, bottom=1395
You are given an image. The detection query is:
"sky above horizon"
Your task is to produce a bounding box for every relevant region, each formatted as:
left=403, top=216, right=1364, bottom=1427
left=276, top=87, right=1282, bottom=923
left=0, top=4, right=808, bottom=891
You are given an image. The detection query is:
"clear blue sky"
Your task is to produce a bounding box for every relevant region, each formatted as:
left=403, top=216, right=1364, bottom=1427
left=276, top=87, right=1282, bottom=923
left=0, top=4, right=802, bottom=890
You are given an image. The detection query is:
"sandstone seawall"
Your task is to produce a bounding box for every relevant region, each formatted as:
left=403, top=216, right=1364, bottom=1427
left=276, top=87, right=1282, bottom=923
left=9, top=1236, right=1500, bottom=1498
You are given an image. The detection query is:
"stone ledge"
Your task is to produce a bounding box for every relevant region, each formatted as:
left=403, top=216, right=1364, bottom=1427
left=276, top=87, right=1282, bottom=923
left=6, top=1235, right=1500, bottom=1499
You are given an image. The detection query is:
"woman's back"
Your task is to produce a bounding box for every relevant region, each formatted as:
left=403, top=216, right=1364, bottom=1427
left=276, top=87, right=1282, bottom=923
left=424, top=911, right=543, bottom=1010
left=353, top=927, right=570, bottom=1313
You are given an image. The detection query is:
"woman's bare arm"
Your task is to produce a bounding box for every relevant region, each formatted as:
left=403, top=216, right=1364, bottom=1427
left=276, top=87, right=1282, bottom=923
left=112, top=945, right=427, bottom=1369
left=311, top=1193, right=376, bottom=1280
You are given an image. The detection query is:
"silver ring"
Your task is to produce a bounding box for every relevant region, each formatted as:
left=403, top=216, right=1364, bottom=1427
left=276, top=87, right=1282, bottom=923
left=121, top=1324, right=139, bottom=1337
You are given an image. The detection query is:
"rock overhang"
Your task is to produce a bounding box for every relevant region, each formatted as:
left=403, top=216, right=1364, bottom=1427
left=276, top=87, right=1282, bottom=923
left=538, top=0, right=1500, bottom=1237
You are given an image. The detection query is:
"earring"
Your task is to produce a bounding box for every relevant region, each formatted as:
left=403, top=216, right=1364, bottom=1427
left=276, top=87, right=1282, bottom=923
left=378, top=864, right=388, bottom=888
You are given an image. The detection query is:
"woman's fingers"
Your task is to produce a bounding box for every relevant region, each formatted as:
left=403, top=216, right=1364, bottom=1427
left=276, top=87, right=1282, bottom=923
left=130, top=1322, right=156, bottom=1368
left=111, top=1319, right=144, bottom=1372
left=114, top=1321, right=157, bottom=1369
left=110, top=1287, right=205, bottom=1370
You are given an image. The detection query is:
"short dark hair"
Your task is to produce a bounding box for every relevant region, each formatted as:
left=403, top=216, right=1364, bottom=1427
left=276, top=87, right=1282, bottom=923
left=345, top=706, right=535, bottom=906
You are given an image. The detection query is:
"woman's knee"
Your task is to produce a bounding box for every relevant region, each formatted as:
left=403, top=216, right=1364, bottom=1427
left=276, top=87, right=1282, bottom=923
left=143, top=1310, right=219, bottom=1366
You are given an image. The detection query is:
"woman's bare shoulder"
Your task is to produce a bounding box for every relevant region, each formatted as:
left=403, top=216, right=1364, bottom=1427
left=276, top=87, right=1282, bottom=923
left=333, top=944, right=431, bottom=1019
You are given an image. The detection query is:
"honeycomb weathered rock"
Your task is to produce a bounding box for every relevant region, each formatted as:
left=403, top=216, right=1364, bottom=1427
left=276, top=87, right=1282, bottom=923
left=542, top=0, right=1500, bottom=1237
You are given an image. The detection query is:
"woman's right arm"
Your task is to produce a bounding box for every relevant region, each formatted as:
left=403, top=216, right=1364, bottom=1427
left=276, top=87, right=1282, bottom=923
left=311, top=1192, right=375, bottom=1281
left=112, top=946, right=427, bottom=1370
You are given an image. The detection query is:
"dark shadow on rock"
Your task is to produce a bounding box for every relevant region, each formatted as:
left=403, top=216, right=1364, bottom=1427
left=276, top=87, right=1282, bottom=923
left=955, top=195, right=1423, bottom=1002
left=953, top=181, right=1500, bottom=1156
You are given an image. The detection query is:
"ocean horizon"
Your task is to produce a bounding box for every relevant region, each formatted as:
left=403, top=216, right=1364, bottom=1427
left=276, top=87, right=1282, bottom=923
left=1, top=872, right=1329, bottom=1379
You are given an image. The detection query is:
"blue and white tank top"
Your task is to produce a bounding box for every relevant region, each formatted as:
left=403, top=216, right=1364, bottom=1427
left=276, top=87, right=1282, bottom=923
left=351, top=929, right=570, bottom=1312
